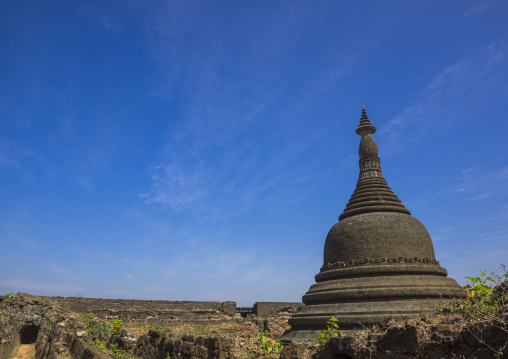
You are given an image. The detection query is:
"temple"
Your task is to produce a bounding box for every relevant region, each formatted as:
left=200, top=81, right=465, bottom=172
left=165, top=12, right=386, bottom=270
left=281, top=106, right=465, bottom=342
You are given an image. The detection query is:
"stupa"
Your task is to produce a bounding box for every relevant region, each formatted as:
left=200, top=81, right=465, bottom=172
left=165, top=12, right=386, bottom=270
left=281, top=106, right=465, bottom=342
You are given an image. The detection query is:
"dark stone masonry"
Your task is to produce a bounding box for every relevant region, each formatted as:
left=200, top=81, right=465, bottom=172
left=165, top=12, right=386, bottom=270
left=281, top=106, right=466, bottom=342
left=2, top=292, right=507, bottom=359
left=47, top=296, right=301, bottom=321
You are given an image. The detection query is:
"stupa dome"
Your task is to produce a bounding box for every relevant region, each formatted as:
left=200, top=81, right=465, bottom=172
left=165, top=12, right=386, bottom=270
left=281, top=105, right=466, bottom=343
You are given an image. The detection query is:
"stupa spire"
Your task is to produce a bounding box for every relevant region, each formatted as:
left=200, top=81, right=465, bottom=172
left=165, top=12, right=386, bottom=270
left=356, top=104, right=377, bottom=135
left=339, top=105, right=410, bottom=220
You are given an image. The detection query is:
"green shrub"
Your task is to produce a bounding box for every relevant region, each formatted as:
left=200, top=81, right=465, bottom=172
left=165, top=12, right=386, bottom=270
left=86, top=322, right=110, bottom=335
left=459, top=270, right=499, bottom=317
left=81, top=313, right=94, bottom=328
left=111, top=319, right=123, bottom=334
left=94, top=339, right=106, bottom=351
left=111, top=343, right=133, bottom=359
left=439, top=267, right=508, bottom=318
left=463, top=270, right=495, bottom=299
left=255, top=331, right=282, bottom=357
left=315, top=317, right=340, bottom=344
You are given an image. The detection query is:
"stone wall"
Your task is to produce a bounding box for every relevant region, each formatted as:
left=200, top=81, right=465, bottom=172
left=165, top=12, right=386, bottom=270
left=253, top=302, right=303, bottom=318
left=3, top=293, right=507, bottom=359
left=49, top=296, right=236, bottom=317
left=48, top=296, right=302, bottom=319
left=0, top=294, right=57, bottom=359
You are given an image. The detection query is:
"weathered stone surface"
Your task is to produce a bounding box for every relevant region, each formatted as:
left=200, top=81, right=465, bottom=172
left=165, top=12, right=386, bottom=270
left=253, top=302, right=303, bottom=318
left=0, top=293, right=56, bottom=359
left=379, top=326, right=420, bottom=354
left=282, top=106, right=466, bottom=342
left=45, top=296, right=299, bottom=322
left=2, top=292, right=507, bottom=358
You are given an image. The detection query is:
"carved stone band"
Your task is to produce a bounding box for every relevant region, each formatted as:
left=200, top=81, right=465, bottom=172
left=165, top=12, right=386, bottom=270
left=321, top=257, right=440, bottom=272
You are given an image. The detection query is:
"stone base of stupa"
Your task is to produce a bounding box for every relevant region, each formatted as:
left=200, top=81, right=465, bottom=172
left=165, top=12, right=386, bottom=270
left=281, top=263, right=466, bottom=343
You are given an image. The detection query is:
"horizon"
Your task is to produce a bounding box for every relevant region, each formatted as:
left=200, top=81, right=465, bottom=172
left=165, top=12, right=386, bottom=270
left=1, top=1, right=508, bottom=306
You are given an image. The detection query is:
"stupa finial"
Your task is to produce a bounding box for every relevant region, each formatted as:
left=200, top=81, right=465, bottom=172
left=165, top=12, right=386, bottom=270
left=356, top=104, right=377, bottom=136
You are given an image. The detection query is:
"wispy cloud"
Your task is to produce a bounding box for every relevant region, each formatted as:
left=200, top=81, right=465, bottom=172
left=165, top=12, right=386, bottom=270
left=147, top=244, right=319, bottom=304
left=380, top=40, right=507, bottom=152
left=144, top=162, right=208, bottom=211
left=0, top=139, right=33, bottom=168
left=139, top=3, right=385, bottom=218
left=462, top=1, right=495, bottom=18
left=449, top=166, right=508, bottom=200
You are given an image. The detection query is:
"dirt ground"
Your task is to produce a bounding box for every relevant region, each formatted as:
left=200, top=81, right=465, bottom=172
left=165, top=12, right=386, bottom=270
left=10, top=344, right=36, bottom=359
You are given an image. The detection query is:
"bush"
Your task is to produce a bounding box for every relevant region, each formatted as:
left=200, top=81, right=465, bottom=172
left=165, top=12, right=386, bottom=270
left=94, top=339, right=106, bottom=351
left=86, top=322, right=110, bottom=335
left=255, top=331, right=282, bottom=357
left=441, top=265, right=508, bottom=318
left=315, top=317, right=340, bottom=344
left=111, top=319, right=123, bottom=334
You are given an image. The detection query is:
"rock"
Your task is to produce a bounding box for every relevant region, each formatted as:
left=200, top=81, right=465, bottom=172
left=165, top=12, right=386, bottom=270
left=379, top=326, right=420, bottom=354
left=482, top=324, right=508, bottom=344
left=326, top=336, right=355, bottom=358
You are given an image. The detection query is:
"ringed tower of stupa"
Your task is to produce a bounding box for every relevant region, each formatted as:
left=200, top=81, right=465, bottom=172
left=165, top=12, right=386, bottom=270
left=282, top=106, right=465, bottom=342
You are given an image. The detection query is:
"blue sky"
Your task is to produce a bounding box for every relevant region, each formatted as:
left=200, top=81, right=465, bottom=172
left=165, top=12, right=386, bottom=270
left=1, top=1, right=507, bottom=306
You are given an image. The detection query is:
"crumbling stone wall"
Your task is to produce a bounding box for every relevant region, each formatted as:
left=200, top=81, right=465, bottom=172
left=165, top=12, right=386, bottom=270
left=0, top=293, right=57, bottom=359
left=49, top=296, right=236, bottom=317
left=254, top=302, right=303, bottom=318
left=48, top=296, right=301, bottom=321
left=2, top=293, right=507, bottom=359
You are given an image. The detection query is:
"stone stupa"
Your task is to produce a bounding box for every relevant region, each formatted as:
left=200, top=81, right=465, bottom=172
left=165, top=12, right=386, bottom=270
left=281, top=106, right=465, bottom=342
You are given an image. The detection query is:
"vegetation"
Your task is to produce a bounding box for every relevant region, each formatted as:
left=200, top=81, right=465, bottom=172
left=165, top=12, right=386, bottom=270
left=81, top=312, right=110, bottom=335
left=111, top=319, right=123, bottom=334
left=111, top=343, right=133, bottom=359
left=315, top=317, right=340, bottom=344
left=87, top=322, right=110, bottom=335
left=441, top=265, right=508, bottom=318
left=81, top=313, right=93, bottom=328
left=255, top=331, right=282, bottom=357
left=93, top=339, right=106, bottom=351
